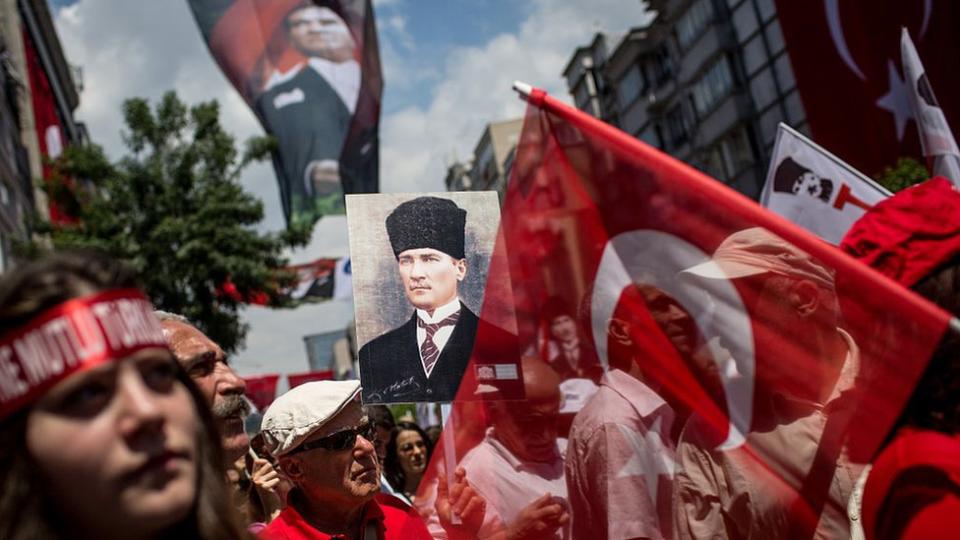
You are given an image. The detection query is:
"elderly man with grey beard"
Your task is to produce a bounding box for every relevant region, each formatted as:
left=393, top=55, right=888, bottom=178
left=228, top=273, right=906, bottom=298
left=156, top=312, right=251, bottom=464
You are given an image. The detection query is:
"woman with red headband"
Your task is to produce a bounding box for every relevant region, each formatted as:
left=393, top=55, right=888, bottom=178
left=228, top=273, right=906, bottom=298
left=842, top=177, right=960, bottom=540
left=0, top=250, right=249, bottom=539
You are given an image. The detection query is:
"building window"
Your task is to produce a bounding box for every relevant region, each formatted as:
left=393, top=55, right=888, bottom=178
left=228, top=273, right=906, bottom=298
left=621, top=101, right=647, bottom=136
left=573, top=80, right=592, bottom=112
left=732, top=1, right=759, bottom=41
left=765, top=19, right=786, bottom=55
left=665, top=104, right=688, bottom=148
left=692, top=56, right=734, bottom=116
left=566, top=54, right=587, bottom=87
left=773, top=52, right=796, bottom=91
left=617, top=64, right=644, bottom=110
left=704, top=146, right=726, bottom=179
left=756, top=0, right=777, bottom=23
left=483, top=161, right=497, bottom=188
left=742, top=35, right=766, bottom=77
left=749, top=67, right=777, bottom=110
left=722, top=125, right=755, bottom=176
left=655, top=124, right=666, bottom=150
left=676, top=0, right=715, bottom=50
left=639, top=125, right=662, bottom=148
left=650, top=45, right=673, bottom=85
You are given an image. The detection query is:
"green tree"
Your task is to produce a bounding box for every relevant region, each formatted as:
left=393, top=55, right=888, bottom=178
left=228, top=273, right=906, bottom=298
left=874, top=157, right=930, bottom=193
left=30, top=91, right=310, bottom=353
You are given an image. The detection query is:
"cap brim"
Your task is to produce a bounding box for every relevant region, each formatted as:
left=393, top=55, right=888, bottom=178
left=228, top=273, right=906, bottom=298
left=681, top=259, right=769, bottom=280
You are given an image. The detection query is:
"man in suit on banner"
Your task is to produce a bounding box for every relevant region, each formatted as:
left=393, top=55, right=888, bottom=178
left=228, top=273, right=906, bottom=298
left=256, top=1, right=360, bottom=224
left=359, top=197, right=483, bottom=403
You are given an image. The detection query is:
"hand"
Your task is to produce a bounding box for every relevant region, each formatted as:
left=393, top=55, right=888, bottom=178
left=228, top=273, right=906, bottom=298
left=436, top=467, right=487, bottom=539
left=504, top=493, right=569, bottom=540
left=250, top=457, right=284, bottom=520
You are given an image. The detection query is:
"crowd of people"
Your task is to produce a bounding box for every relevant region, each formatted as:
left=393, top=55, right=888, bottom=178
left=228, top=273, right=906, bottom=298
left=1, top=178, right=959, bottom=539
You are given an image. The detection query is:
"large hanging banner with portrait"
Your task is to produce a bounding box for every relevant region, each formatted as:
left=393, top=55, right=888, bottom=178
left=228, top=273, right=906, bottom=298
left=346, top=192, right=523, bottom=404
left=187, top=0, right=383, bottom=228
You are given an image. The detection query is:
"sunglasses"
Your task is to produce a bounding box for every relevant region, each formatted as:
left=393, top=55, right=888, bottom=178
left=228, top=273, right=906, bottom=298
left=291, top=420, right=377, bottom=454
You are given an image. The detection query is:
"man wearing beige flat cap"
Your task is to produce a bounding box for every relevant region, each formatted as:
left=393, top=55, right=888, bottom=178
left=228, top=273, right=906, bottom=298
left=672, top=227, right=863, bottom=539
left=258, top=380, right=432, bottom=539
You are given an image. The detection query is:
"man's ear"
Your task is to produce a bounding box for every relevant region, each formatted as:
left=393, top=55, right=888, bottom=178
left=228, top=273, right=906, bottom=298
left=280, top=456, right=304, bottom=481
left=790, top=280, right=821, bottom=317
left=454, top=258, right=467, bottom=281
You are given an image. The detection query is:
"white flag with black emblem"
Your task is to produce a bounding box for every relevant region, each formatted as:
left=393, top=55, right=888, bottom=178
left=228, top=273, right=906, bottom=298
left=901, top=28, right=960, bottom=186
left=760, top=124, right=891, bottom=245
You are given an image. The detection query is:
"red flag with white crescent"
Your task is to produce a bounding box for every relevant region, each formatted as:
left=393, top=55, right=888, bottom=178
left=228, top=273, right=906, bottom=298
left=421, top=86, right=952, bottom=540
left=774, top=1, right=960, bottom=177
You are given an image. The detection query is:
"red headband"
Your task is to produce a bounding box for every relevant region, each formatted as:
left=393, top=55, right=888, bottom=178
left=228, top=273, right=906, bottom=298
left=0, top=289, right=168, bottom=419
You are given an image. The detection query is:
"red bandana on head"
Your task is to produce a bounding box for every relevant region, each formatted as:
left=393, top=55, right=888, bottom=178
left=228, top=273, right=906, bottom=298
left=0, top=289, right=169, bottom=419
left=841, top=177, right=960, bottom=287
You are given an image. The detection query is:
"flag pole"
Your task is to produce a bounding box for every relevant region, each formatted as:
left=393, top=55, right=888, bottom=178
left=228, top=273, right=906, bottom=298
left=439, top=402, right=461, bottom=525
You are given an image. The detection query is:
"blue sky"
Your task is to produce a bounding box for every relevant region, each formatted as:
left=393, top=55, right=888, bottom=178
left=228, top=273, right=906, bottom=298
left=48, top=0, right=651, bottom=374
left=375, top=0, right=528, bottom=113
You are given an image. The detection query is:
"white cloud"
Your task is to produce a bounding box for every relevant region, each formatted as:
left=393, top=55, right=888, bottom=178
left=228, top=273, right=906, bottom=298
left=379, top=0, right=651, bottom=193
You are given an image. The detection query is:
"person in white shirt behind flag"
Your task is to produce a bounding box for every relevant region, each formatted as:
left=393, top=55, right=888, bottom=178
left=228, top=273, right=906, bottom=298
left=424, top=356, right=571, bottom=540
left=565, top=283, right=688, bottom=540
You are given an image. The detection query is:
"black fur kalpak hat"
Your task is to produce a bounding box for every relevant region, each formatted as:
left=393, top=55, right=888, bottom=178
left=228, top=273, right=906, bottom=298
left=386, top=196, right=467, bottom=259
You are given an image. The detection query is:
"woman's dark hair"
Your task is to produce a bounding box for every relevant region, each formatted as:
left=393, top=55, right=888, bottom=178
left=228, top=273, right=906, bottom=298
left=383, top=421, right=432, bottom=495
left=0, top=249, right=250, bottom=540
left=890, top=257, right=960, bottom=437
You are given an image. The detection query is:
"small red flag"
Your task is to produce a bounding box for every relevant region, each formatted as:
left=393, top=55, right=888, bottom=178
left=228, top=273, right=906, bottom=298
left=244, top=374, right=280, bottom=412
left=287, top=370, right=334, bottom=389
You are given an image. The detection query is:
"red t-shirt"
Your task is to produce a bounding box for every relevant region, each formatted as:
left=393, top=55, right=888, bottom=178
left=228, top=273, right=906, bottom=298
left=862, top=429, right=960, bottom=540
left=260, top=493, right=431, bottom=540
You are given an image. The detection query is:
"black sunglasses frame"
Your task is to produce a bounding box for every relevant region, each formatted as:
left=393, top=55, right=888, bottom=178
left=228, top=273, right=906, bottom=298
left=290, top=419, right=378, bottom=454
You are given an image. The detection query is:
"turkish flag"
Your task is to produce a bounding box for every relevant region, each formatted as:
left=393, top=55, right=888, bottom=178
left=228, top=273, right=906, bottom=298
left=427, top=87, right=952, bottom=539
left=774, top=1, right=960, bottom=177
left=244, top=374, right=279, bottom=412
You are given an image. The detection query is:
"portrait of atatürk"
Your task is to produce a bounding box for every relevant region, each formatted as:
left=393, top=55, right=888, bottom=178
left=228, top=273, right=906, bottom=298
left=347, top=192, right=521, bottom=404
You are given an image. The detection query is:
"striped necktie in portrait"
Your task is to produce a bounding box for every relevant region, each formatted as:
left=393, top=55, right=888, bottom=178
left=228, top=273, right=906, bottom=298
left=418, top=311, right=461, bottom=375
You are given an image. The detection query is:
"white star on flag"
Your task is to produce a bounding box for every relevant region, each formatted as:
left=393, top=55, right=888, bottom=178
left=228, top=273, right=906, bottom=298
left=615, top=418, right=676, bottom=504
left=875, top=60, right=915, bottom=141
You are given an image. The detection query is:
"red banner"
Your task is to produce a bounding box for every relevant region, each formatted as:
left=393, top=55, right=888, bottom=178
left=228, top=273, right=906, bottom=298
left=774, top=1, right=960, bottom=177
left=22, top=29, right=73, bottom=224
left=421, top=87, right=952, bottom=539
left=287, top=370, right=334, bottom=389
left=244, top=373, right=280, bottom=411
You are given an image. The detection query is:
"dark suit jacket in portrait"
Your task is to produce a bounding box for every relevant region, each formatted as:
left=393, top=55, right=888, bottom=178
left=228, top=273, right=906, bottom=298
left=255, top=65, right=353, bottom=221
left=358, top=302, right=523, bottom=403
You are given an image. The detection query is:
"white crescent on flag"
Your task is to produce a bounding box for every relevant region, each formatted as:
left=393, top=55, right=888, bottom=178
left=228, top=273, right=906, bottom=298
left=590, top=229, right=755, bottom=450
left=824, top=0, right=932, bottom=81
